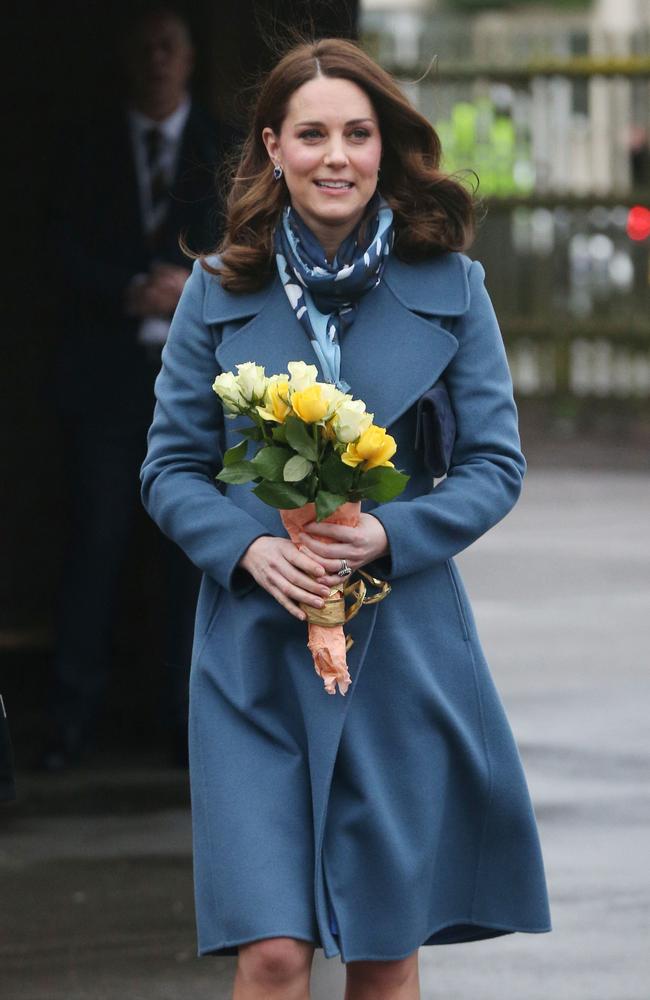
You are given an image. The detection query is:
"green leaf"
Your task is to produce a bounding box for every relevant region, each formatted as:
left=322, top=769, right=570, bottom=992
left=283, top=455, right=313, bottom=482
left=251, top=446, right=293, bottom=482
left=315, top=490, right=348, bottom=521
left=320, top=449, right=355, bottom=494
left=216, top=460, right=258, bottom=485
left=223, top=439, right=249, bottom=466
left=252, top=480, right=309, bottom=509
left=284, top=416, right=318, bottom=461
left=357, top=466, right=410, bottom=502
left=238, top=425, right=264, bottom=441
left=271, top=423, right=288, bottom=444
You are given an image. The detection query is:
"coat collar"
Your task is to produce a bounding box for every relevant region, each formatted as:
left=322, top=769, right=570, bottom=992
left=203, top=250, right=470, bottom=324
left=207, top=252, right=468, bottom=430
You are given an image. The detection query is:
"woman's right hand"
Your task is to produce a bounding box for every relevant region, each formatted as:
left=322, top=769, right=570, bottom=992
left=239, top=537, right=332, bottom=621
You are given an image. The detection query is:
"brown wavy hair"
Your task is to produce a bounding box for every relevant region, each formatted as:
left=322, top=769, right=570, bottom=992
left=202, top=37, right=477, bottom=292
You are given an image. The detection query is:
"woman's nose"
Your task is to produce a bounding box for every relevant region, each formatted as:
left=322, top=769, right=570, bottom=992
left=323, top=138, right=349, bottom=167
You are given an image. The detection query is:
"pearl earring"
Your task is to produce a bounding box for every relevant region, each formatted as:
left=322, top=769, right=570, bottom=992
left=273, top=163, right=283, bottom=181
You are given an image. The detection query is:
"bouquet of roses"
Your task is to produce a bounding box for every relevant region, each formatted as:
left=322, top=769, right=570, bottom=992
left=212, top=361, right=409, bottom=696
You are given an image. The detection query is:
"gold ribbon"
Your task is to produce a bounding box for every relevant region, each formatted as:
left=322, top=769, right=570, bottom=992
left=300, top=569, right=392, bottom=640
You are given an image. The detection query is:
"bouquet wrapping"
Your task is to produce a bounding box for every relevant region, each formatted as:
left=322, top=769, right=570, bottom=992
left=212, top=361, right=409, bottom=695
left=280, top=500, right=360, bottom=696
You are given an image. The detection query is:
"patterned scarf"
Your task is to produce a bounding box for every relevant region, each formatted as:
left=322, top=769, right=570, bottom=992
left=274, top=192, right=395, bottom=390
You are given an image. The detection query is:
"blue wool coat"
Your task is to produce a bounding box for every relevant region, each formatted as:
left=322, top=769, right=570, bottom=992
left=140, top=249, right=552, bottom=962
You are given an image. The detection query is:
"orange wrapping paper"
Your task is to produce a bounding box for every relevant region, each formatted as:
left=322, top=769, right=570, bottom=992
left=280, top=500, right=361, bottom=696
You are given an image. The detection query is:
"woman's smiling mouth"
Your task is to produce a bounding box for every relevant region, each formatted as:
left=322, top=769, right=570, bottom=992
left=314, top=179, right=354, bottom=190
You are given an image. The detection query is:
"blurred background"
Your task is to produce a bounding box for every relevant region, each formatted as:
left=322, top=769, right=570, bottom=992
left=2, top=0, right=648, bottom=997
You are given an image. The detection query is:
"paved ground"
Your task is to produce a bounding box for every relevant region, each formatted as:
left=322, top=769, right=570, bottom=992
left=1, top=468, right=649, bottom=1000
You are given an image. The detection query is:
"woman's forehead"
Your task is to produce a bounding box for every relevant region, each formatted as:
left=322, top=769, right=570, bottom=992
left=285, top=76, right=377, bottom=124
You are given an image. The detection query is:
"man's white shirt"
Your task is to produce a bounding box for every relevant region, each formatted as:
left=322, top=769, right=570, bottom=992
left=127, top=95, right=191, bottom=347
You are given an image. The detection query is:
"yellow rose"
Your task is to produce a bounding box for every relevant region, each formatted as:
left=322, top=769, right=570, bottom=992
left=291, top=385, right=330, bottom=423
left=341, top=424, right=397, bottom=470
left=256, top=379, right=291, bottom=423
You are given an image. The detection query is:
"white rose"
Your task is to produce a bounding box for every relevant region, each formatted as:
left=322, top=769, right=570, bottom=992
left=212, top=371, right=246, bottom=414
left=236, top=362, right=267, bottom=402
left=287, top=360, right=319, bottom=391
left=317, top=383, right=349, bottom=420
left=332, top=398, right=374, bottom=443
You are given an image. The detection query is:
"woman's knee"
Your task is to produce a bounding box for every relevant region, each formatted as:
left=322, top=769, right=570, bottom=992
left=345, top=951, right=419, bottom=990
left=237, top=936, right=314, bottom=985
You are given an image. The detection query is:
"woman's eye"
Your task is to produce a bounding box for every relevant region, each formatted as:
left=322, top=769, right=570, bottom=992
left=350, top=129, right=370, bottom=139
left=299, top=129, right=322, bottom=140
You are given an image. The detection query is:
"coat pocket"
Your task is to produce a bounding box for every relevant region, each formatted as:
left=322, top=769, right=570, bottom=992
left=445, top=559, right=470, bottom=641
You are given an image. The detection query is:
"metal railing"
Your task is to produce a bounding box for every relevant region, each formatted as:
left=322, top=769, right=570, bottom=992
left=361, top=10, right=650, bottom=404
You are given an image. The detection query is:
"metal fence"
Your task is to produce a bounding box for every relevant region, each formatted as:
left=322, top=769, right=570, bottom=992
left=361, top=5, right=650, bottom=405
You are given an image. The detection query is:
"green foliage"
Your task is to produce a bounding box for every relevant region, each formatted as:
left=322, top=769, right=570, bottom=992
left=252, top=480, right=308, bottom=509
left=284, top=416, right=318, bottom=461
left=216, top=414, right=410, bottom=514
left=237, top=425, right=264, bottom=441
left=216, top=461, right=258, bottom=485
left=320, top=450, right=356, bottom=494
left=251, top=446, right=293, bottom=481
left=315, top=490, right=349, bottom=521
left=283, top=454, right=314, bottom=482
left=222, top=439, right=249, bottom=466
left=271, top=423, right=289, bottom=444
left=357, top=466, right=410, bottom=502
left=436, top=97, right=535, bottom=197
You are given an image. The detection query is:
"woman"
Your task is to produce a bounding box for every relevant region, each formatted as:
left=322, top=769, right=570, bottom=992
left=140, top=37, right=552, bottom=999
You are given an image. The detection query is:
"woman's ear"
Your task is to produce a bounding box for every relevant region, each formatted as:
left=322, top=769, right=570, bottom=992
left=261, top=127, right=281, bottom=166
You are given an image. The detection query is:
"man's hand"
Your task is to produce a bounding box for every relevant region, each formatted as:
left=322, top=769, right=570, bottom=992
left=125, top=265, right=190, bottom=317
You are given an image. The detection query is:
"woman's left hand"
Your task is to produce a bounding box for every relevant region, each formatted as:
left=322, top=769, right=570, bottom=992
left=297, top=513, right=389, bottom=588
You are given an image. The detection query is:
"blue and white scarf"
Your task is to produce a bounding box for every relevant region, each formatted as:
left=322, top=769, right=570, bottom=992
left=274, top=192, right=394, bottom=392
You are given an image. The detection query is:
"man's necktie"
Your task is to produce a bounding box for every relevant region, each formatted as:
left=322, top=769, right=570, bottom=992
left=143, top=127, right=168, bottom=252
left=144, top=127, right=167, bottom=213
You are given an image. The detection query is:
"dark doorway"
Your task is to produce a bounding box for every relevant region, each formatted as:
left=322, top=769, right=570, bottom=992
left=4, top=0, right=359, bottom=759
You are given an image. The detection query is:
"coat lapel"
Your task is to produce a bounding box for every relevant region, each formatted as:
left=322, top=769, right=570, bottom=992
left=208, top=251, right=470, bottom=430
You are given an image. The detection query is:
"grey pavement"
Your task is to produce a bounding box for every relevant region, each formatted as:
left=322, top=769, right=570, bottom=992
left=1, top=469, right=649, bottom=1000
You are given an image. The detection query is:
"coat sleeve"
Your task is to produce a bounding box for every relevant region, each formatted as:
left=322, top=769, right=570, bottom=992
left=365, top=259, right=526, bottom=579
left=139, top=259, right=273, bottom=595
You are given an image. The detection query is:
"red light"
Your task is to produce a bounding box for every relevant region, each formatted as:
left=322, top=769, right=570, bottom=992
left=627, top=205, right=650, bottom=241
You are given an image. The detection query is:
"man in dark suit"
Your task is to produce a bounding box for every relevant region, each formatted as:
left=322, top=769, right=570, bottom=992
left=43, top=5, right=234, bottom=770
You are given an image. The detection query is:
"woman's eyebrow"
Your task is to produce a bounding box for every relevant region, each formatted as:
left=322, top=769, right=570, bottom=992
left=293, top=118, right=376, bottom=127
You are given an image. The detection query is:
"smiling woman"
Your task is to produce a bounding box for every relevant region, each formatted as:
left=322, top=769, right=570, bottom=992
left=203, top=36, right=475, bottom=293
left=141, top=34, right=552, bottom=1000
left=261, top=77, right=383, bottom=260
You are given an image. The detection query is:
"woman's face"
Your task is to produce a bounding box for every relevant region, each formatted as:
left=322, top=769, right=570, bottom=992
left=262, top=75, right=382, bottom=252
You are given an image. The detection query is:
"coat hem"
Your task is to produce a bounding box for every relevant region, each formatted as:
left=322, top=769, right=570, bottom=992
left=197, top=917, right=552, bottom=961
left=340, top=920, right=552, bottom=962
left=332, top=917, right=553, bottom=963
left=198, top=931, right=320, bottom=957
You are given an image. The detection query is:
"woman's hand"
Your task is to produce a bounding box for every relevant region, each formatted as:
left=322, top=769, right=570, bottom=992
left=239, top=537, right=333, bottom=621
left=297, top=513, right=389, bottom=588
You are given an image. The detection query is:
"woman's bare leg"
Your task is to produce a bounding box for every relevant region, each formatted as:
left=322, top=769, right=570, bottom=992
left=344, top=951, right=420, bottom=1000
left=233, top=937, right=315, bottom=1000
